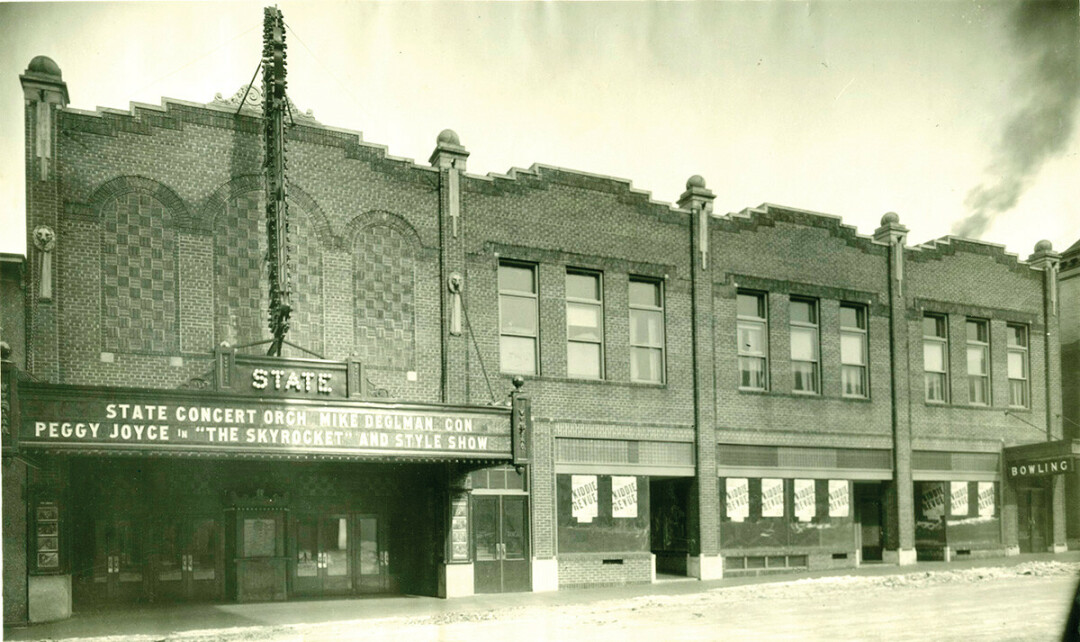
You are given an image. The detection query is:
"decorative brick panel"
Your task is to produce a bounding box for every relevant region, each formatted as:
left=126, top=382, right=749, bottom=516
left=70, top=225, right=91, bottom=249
left=213, top=192, right=324, bottom=355
left=100, top=192, right=178, bottom=354
left=352, top=222, right=416, bottom=369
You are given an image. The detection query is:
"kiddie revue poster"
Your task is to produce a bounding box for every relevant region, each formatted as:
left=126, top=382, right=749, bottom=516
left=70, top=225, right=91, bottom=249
left=726, top=478, right=749, bottom=522
left=571, top=475, right=598, bottom=523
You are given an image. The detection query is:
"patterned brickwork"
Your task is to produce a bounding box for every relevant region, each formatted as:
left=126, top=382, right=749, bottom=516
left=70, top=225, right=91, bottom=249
left=213, top=192, right=323, bottom=355
left=100, top=192, right=178, bottom=354
left=353, top=223, right=416, bottom=369
left=214, top=192, right=266, bottom=348
left=13, top=86, right=1064, bottom=594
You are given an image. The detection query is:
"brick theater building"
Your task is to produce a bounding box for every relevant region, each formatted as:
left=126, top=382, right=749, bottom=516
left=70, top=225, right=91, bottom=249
left=2, top=49, right=1075, bottom=625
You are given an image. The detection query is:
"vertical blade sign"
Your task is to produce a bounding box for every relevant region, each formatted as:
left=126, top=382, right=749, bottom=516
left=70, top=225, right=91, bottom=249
left=263, top=6, right=292, bottom=356
left=511, top=393, right=531, bottom=466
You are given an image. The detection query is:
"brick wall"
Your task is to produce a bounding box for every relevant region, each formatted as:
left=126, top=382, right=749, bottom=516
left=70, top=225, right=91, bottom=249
left=18, top=83, right=1067, bottom=581
left=906, top=241, right=1053, bottom=448
left=711, top=209, right=894, bottom=451
left=557, top=553, right=652, bottom=589
left=40, top=104, right=443, bottom=397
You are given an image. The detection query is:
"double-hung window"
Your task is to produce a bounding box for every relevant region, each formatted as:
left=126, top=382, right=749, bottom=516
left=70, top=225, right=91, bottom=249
left=629, top=278, right=664, bottom=383
left=498, top=262, right=538, bottom=375
left=566, top=270, right=603, bottom=379
left=966, top=319, right=990, bottom=405
left=1007, top=324, right=1029, bottom=408
left=923, top=314, right=949, bottom=402
left=737, top=292, right=768, bottom=390
left=840, top=304, right=868, bottom=397
left=789, top=298, right=819, bottom=394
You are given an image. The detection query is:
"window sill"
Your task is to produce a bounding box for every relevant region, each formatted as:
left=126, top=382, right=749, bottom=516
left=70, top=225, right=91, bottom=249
left=923, top=402, right=1013, bottom=412
left=736, top=389, right=872, bottom=403
left=501, top=374, right=667, bottom=390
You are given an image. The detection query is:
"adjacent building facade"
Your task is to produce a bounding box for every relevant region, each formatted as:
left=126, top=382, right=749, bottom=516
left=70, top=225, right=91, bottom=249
left=2, top=55, right=1074, bottom=626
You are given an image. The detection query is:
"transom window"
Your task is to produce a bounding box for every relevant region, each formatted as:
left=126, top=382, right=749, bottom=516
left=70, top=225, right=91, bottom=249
left=1007, top=324, right=1029, bottom=408
left=629, top=278, right=664, bottom=384
left=923, top=314, right=949, bottom=403
left=966, top=319, right=990, bottom=405
left=566, top=270, right=603, bottom=379
left=737, top=292, right=768, bottom=390
left=840, top=304, right=867, bottom=398
left=498, top=262, right=538, bottom=375
left=789, top=298, right=819, bottom=394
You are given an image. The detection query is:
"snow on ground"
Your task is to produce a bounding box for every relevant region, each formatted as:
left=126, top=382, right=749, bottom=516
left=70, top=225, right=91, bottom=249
left=37, top=561, right=1080, bottom=642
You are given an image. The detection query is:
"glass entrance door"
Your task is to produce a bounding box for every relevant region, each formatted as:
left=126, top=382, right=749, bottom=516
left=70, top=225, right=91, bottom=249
left=292, top=514, right=352, bottom=595
left=1018, top=488, right=1048, bottom=553
left=355, top=514, right=389, bottom=593
left=89, top=518, right=146, bottom=602
left=473, top=495, right=530, bottom=594
left=857, top=499, right=883, bottom=562
left=153, top=516, right=224, bottom=602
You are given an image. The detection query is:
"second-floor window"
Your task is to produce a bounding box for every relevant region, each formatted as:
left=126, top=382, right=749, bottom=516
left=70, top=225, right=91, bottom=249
left=966, top=319, right=990, bottom=405
left=498, top=262, right=538, bottom=375
left=1007, top=324, right=1029, bottom=408
left=737, top=292, right=768, bottom=390
left=840, top=304, right=867, bottom=397
left=923, top=314, right=949, bottom=402
left=566, top=270, right=603, bottom=379
left=790, top=298, right=819, bottom=394
left=629, top=278, right=664, bottom=383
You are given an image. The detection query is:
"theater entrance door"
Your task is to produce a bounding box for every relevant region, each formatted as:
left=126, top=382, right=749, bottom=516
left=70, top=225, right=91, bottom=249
left=291, top=514, right=352, bottom=596
left=151, top=515, right=224, bottom=602
left=473, top=494, right=530, bottom=593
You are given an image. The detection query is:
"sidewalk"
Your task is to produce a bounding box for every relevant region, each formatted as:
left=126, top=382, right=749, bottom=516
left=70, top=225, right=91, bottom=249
left=7, top=551, right=1079, bottom=641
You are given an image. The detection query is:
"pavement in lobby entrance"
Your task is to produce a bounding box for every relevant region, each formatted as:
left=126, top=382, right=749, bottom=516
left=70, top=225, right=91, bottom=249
left=6, top=551, right=1080, bottom=641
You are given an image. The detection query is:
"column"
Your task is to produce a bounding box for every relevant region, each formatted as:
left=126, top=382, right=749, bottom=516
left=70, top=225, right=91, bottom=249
left=20, top=57, right=68, bottom=383
left=677, top=176, right=722, bottom=580
left=873, top=212, right=917, bottom=565
left=1028, top=240, right=1066, bottom=553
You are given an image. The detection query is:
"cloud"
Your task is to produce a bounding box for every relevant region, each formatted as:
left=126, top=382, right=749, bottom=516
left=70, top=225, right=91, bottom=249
left=952, top=0, right=1079, bottom=239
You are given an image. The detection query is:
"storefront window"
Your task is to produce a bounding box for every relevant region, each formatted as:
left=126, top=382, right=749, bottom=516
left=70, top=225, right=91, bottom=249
left=556, top=474, right=650, bottom=553
left=719, top=478, right=855, bottom=550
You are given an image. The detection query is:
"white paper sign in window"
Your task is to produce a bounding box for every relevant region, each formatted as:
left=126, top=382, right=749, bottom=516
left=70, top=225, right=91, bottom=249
left=950, top=481, right=969, bottom=517
left=922, top=483, right=945, bottom=520
left=762, top=478, right=784, bottom=517
left=794, top=479, right=816, bottom=522
left=726, top=478, right=749, bottom=522
left=571, top=475, right=598, bottom=523
left=977, top=482, right=995, bottom=517
left=828, top=480, right=849, bottom=517
left=611, top=476, right=638, bottom=518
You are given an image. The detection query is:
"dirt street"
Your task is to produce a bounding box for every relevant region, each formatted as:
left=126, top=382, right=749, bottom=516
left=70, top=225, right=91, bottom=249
left=24, top=561, right=1080, bottom=642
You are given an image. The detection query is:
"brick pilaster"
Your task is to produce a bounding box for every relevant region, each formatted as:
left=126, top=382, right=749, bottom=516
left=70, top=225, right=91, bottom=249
left=678, top=176, right=719, bottom=557
left=429, top=130, right=469, bottom=404
left=874, top=212, right=916, bottom=562
left=20, top=58, right=68, bottom=383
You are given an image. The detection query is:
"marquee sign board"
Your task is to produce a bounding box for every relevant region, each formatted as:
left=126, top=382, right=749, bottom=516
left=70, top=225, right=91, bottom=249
left=1007, top=458, right=1073, bottom=479
left=16, top=384, right=511, bottom=460
left=215, top=350, right=363, bottom=400
left=1003, top=439, right=1080, bottom=479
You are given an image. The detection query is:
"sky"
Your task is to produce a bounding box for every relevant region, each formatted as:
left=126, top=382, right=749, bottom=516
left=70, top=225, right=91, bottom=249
left=1, top=1, right=1077, bottom=258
